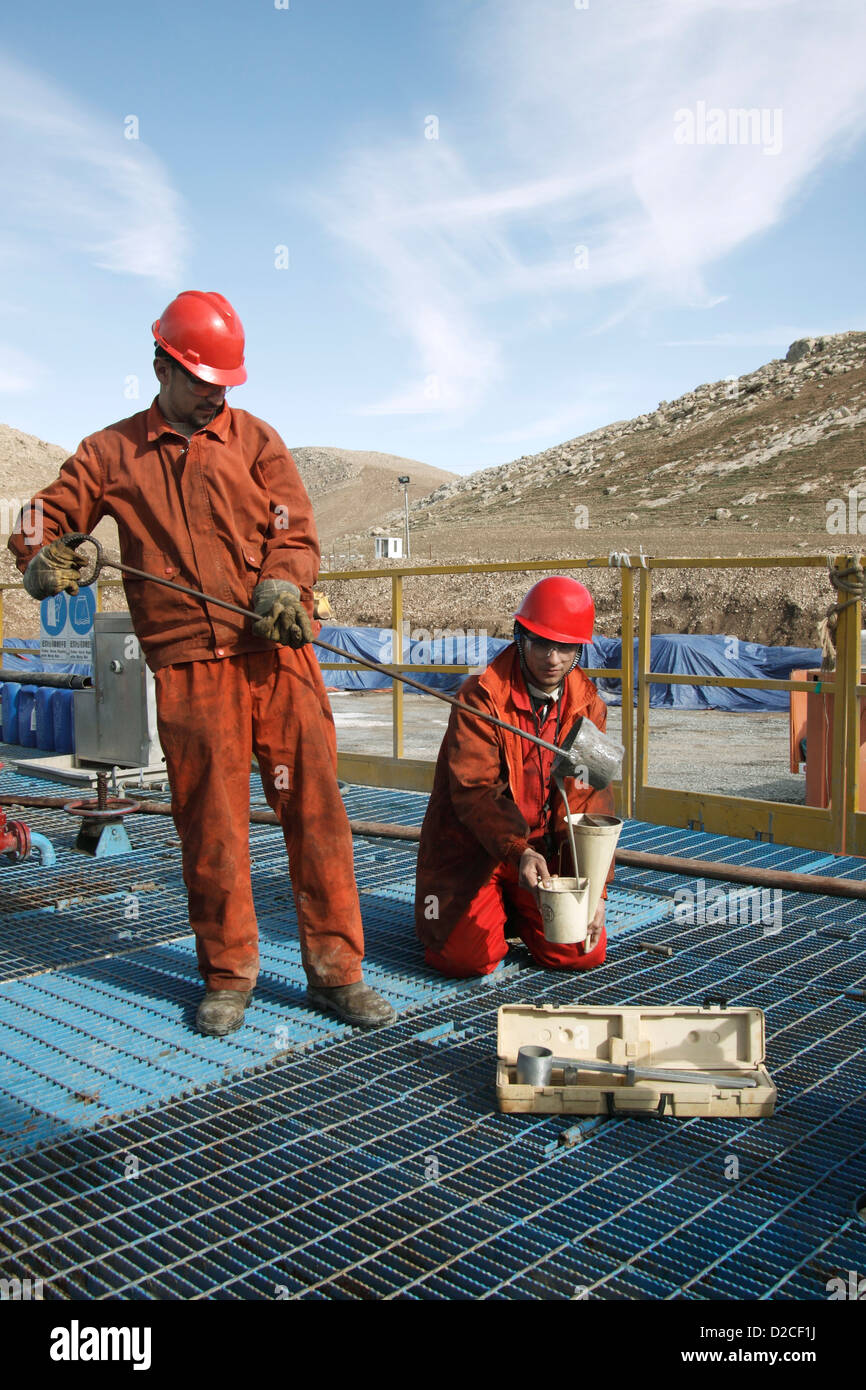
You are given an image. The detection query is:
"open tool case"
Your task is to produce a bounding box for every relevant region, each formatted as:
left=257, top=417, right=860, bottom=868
left=496, top=998, right=776, bottom=1118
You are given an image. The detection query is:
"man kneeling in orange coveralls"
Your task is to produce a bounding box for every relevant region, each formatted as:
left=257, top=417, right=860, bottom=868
left=8, top=290, right=395, bottom=1036
left=415, top=576, right=617, bottom=977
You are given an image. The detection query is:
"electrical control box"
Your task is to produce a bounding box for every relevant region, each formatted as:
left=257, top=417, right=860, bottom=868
left=73, top=613, right=165, bottom=770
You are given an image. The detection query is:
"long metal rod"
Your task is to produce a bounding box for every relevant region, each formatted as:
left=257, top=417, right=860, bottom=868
left=87, top=548, right=573, bottom=763
left=2, top=790, right=866, bottom=899
left=536, top=1053, right=757, bottom=1089
left=611, top=847, right=866, bottom=899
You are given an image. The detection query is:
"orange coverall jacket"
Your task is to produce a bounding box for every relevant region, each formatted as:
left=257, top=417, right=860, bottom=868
left=415, top=644, right=615, bottom=952
left=7, top=398, right=367, bottom=993
left=7, top=398, right=318, bottom=669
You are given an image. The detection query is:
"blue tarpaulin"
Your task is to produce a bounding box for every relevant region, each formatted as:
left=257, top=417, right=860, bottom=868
left=316, top=626, right=821, bottom=712
left=316, top=625, right=506, bottom=691
left=1, top=637, right=91, bottom=677
left=587, top=635, right=821, bottom=710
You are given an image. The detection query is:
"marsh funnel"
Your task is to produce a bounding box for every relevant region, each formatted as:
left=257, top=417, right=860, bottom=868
left=564, top=813, right=623, bottom=921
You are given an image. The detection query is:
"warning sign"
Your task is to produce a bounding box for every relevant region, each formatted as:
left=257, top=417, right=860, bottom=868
left=40, top=589, right=96, bottom=663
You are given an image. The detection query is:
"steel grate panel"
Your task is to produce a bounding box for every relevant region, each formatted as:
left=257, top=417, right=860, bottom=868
left=1, top=772, right=865, bottom=1299
left=0, top=773, right=688, bottom=1155
left=0, top=945, right=863, bottom=1301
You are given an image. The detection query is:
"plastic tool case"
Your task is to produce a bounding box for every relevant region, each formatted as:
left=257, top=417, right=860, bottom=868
left=496, top=999, right=776, bottom=1118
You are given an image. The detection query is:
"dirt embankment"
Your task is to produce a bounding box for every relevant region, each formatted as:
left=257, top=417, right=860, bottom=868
left=320, top=556, right=831, bottom=648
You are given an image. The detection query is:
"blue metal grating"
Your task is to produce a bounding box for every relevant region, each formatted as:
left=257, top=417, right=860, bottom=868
left=0, top=766, right=864, bottom=1300
left=0, top=766, right=662, bottom=1157
left=0, top=968, right=863, bottom=1301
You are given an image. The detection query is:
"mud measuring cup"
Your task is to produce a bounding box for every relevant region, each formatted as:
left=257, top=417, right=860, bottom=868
left=535, top=875, right=590, bottom=944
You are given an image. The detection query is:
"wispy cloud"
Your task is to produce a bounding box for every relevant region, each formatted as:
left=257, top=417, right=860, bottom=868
left=313, top=0, right=866, bottom=420
left=0, top=53, right=188, bottom=284
left=312, top=143, right=507, bottom=417
left=0, top=344, right=42, bottom=394
left=484, top=402, right=610, bottom=449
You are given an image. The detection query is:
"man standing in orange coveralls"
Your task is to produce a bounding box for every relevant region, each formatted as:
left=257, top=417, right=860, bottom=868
left=415, top=577, right=616, bottom=977
left=8, top=291, right=395, bottom=1036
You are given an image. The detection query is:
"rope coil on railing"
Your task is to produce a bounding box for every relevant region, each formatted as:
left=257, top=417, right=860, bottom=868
left=818, top=560, right=865, bottom=671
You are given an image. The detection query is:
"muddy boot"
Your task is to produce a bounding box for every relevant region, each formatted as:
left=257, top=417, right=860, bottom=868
left=306, top=981, right=396, bottom=1028
left=196, top=989, right=251, bottom=1036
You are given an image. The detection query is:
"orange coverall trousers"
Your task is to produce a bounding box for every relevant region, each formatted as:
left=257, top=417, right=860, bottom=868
left=424, top=857, right=607, bottom=978
left=153, top=644, right=365, bottom=994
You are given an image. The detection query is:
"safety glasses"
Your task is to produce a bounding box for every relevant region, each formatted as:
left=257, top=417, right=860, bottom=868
left=171, top=361, right=230, bottom=396
left=524, top=635, right=581, bottom=657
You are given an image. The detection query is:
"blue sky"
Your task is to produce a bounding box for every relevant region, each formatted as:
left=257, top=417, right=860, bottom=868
left=1, top=0, right=865, bottom=474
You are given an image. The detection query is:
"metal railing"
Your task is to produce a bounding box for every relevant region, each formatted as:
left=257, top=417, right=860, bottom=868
left=2, top=556, right=862, bottom=854
left=630, top=556, right=864, bottom=857
left=315, top=553, right=864, bottom=856
left=316, top=559, right=635, bottom=798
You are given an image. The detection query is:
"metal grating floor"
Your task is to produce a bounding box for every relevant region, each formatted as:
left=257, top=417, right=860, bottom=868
left=0, top=768, right=662, bottom=1157
left=0, top=765, right=864, bottom=1300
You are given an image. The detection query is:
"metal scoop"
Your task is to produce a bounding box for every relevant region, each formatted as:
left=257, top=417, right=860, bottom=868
left=551, top=717, right=624, bottom=789
left=515, top=1045, right=757, bottom=1090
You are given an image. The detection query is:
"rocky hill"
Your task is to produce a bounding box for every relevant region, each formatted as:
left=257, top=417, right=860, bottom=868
left=290, top=447, right=456, bottom=552
left=375, top=332, right=866, bottom=539
left=322, top=333, right=866, bottom=645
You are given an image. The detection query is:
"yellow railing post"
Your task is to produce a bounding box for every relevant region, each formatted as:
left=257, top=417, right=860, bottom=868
left=833, top=554, right=862, bottom=856
left=619, top=567, right=635, bottom=818
left=392, top=573, right=404, bottom=759
left=828, top=555, right=852, bottom=855
left=635, top=567, right=652, bottom=812
left=854, top=553, right=866, bottom=855
left=844, top=569, right=862, bottom=854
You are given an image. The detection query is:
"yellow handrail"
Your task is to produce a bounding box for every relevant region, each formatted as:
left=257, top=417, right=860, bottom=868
left=2, top=551, right=863, bottom=854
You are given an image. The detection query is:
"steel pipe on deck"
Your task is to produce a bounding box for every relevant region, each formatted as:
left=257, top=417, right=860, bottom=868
left=0, top=790, right=864, bottom=900
left=0, top=670, right=93, bottom=689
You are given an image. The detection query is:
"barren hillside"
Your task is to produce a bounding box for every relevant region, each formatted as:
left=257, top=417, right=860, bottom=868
left=323, top=333, right=866, bottom=646
left=290, top=447, right=457, bottom=551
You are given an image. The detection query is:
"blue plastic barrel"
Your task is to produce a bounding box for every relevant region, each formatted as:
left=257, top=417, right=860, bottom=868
left=36, top=688, right=56, bottom=752
left=52, top=689, right=75, bottom=754
left=17, top=686, right=39, bottom=748
left=2, top=683, right=21, bottom=745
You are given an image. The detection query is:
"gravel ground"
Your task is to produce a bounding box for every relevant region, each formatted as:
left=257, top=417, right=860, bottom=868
left=0, top=690, right=805, bottom=807
left=328, top=691, right=805, bottom=805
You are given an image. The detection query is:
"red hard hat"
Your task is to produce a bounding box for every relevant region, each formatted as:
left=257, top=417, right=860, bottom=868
left=152, top=291, right=247, bottom=386
left=515, top=576, right=595, bottom=644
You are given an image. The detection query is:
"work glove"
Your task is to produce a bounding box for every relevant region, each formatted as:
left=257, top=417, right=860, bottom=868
left=22, top=539, right=88, bottom=600
left=251, top=578, right=313, bottom=649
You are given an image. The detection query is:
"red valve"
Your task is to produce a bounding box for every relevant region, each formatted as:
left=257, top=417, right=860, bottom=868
left=0, top=807, right=31, bottom=861
left=0, top=767, right=33, bottom=861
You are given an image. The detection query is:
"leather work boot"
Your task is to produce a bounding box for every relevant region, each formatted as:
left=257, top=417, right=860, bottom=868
left=306, top=981, right=396, bottom=1029
left=196, top=989, right=252, bottom=1036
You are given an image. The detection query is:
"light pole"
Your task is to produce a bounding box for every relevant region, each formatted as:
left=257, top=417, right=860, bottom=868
left=398, top=475, right=411, bottom=560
